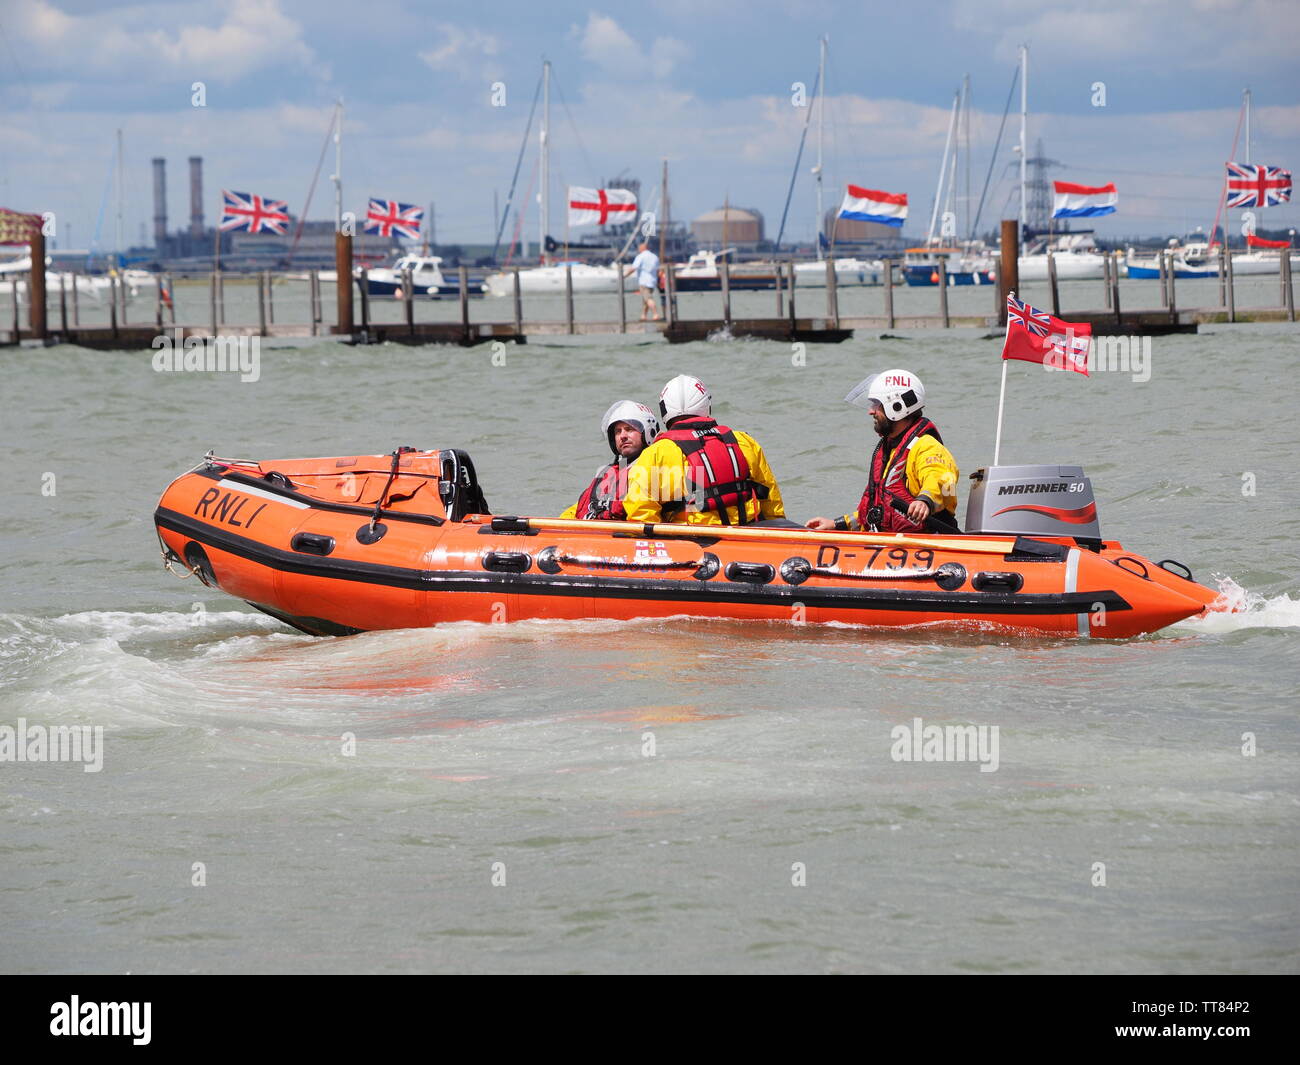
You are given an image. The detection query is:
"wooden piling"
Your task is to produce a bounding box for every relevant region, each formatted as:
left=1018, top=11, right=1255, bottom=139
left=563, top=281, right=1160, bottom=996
left=28, top=232, right=47, bottom=341
left=1282, top=250, right=1295, bottom=322
left=1217, top=245, right=1227, bottom=307
left=154, top=271, right=163, bottom=330
left=617, top=261, right=626, bottom=333
left=257, top=271, right=267, bottom=336
left=10, top=276, right=19, bottom=341
left=335, top=232, right=353, bottom=335
left=1047, top=251, right=1060, bottom=316
left=118, top=270, right=128, bottom=327
left=1102, top=253, right=1112, bottom=310
left=358, top=269, right=370, bottom=333
left=663, top=263, right=675, bottom=328
left=403, top=267, right=414, bottom=335
left=1111, top=253, right=1122, bottom=326
left=1167, top=253, right=1177, bottom=322
left=309, top=270, right=320, bottom=336
left=826, top=256, right=839, bottom=328
left=937, top=258, right=949, bottom=327
left=565, top=263, right=574, bottom=334
left=512, top=267, right=522, bottom=335
left=998, top=220, right=1019, bottom=325
left=266, top=270, right=275, bottom=324
left=884, top=260, right=895, bottom=328
left=787, top=261, right=796, bottom=326
left=71, top=271, right=80, bottom=327
left=109, top=276, right=118, bottom=338
left=217, top=271, right=225, bottom=329
left=209, top=272, right=217, bottom=334
left=60, top=273, right=68, bottom=335
left=459, top=266, right=470, bottom=341
left=775, top=261, right=784, bottom=318
left=720, top=260, right=731, bottom=324
left=1158, top=250, right=1168, bottom=308
left=1225, top=248, right=1235, bottom=323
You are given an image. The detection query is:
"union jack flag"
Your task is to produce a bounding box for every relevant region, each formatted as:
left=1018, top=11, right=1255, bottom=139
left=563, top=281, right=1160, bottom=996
left=1007, top=295, right=1052, bottom=337
left=1225, top=162, right=1292, bottom=208
left=364, top=198, right=424, bottom=239
left=220, top=190, right=290, bottom=234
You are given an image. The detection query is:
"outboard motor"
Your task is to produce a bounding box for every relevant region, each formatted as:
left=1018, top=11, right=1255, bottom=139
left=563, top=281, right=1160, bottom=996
left=964, top=465, right=1102, bottom=539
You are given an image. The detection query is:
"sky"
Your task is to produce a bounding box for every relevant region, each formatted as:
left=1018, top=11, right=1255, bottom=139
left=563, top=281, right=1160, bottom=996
left=1, top=0, right=1298, bottom=253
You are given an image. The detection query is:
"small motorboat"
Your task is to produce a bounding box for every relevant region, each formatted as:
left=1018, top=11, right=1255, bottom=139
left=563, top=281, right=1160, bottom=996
left=154, top=451, right=1229, bottom=640
left=365, top=255, right=485, bottom=298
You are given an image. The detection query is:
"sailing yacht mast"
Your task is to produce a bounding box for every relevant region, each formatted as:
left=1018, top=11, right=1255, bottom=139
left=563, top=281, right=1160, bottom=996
left=814, top=36, right=826, bottom=260
left=927, top=93, right=960, bottom=246
left=1018, top=45, right=1028, bottom=243
left=540, top=59, right=551, bottom=265
left=1244, top=87, right=1251, bottom=163
left=115, top=128, right=123, bottom=266
left=334, top=99, right=349, bottom=260
left=962, top=73, right=972, bottom=242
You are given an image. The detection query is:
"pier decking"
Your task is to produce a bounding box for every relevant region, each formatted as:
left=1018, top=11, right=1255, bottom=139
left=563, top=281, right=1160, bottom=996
left=3, top=229, right=1294, bottom=349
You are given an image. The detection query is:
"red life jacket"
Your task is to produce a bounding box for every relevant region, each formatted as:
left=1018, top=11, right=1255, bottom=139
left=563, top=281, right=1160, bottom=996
left=658, top=417, right=766, bottom=525
left=573, top=460, right=628, bottom=521
left=856, top=417, right=944, bottom=533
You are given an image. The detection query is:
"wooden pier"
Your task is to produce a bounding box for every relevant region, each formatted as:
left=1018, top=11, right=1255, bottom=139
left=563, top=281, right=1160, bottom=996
left=3, top=227, right=1295, bottom=350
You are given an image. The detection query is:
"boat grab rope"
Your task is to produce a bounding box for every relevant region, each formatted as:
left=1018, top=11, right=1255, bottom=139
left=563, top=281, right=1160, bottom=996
left=811, top=565, right=940, bottom=581
left=157, top=531, right=199, bottom=579
left=549, top=551, right=703, bottom=571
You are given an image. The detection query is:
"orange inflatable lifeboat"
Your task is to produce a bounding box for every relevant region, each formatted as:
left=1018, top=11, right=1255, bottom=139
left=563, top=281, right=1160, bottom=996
left=153, top=449, right=1227, bottom=639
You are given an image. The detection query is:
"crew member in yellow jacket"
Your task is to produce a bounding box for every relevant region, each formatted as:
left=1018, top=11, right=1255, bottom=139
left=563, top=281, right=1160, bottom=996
left=622, top=374, right=786, bottom=526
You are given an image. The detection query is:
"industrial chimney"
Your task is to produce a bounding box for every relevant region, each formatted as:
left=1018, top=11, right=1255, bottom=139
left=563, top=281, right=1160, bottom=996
left=152, top=157, right=167, bottom=250
left=189, top=156, right=204, bottom=238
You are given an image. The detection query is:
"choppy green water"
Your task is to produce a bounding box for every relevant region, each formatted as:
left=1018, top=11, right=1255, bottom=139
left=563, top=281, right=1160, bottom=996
left=1, top=309, right=1297, bottom=973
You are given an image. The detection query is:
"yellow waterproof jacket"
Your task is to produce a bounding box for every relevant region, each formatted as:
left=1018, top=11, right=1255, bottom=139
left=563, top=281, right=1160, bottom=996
left=623, top=426, right=785, bottom=526
left=839, top=433, right=959, bottom=529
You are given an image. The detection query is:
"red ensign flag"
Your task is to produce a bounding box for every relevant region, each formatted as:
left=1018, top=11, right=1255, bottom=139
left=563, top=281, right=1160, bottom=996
left=1003, top=294, right=1093, bottom=376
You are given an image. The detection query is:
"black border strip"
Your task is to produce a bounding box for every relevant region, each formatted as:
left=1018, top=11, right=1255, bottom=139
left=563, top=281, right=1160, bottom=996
left=156, top=507, right=1132, bottom=617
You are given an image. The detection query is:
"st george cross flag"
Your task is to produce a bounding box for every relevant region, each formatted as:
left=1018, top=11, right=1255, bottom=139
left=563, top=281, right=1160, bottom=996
left=1225, top=163, right=1292, bottom=208
left=365, top=199, right=424, bottom=239
left=220, top=190, right=290, bottom=234
left=1052, top=181, right=1117, bottom=218
left=1003, top=293, right=1092, bottom=376
left=568, top=187, right=637, bottom=227
left=838, top=184, right=908, bottom=227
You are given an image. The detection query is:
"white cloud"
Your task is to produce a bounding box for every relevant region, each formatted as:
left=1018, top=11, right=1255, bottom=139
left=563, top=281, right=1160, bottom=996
left=575, top=13, right=689, bottom=79
left=418, top=23, right=500, bottom=78
left=8, top=0, right=317, bottom=83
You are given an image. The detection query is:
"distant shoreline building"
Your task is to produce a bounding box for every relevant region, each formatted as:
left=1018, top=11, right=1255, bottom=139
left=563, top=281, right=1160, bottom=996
left=692, top=206, right=764, bottom=249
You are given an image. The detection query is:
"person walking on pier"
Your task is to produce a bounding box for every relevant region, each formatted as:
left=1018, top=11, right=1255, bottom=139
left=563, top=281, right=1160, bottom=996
left=806, top=369, right=961, bottom=534
left=560, top=401, right=661, bottom=521
left=623, top=375, right=785, bottom=526
left=625, top=241, right=662, bottom=322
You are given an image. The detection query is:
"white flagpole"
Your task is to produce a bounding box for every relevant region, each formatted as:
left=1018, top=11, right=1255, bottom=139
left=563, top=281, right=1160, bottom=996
left=993, top=289, right=1013, bottom=465
left=993, top=360, right=1009, bottom=466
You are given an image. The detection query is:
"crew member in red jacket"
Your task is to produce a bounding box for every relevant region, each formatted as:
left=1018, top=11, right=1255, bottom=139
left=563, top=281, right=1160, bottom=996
left=806, top=369, right=960, bottom=534
left=560, top=400, right=661, bottom=520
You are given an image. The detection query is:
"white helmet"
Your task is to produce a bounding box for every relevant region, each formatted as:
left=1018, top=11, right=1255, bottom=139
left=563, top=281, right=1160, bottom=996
left=659, top=374, right=711, bottom=422
left=845, top=368, right=925, bottom=422
left=601, top=399, right=660, bottom=455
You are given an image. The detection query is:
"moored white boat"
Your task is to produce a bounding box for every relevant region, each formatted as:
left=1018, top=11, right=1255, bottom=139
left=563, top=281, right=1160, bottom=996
left=484, top=261, right=623, bottom=297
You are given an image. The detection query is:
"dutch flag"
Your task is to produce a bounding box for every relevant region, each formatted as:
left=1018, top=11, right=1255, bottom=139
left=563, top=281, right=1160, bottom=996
left=1052, top=181, right=1118, bottom=218
left=838, top=184, right=908, bottom=228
